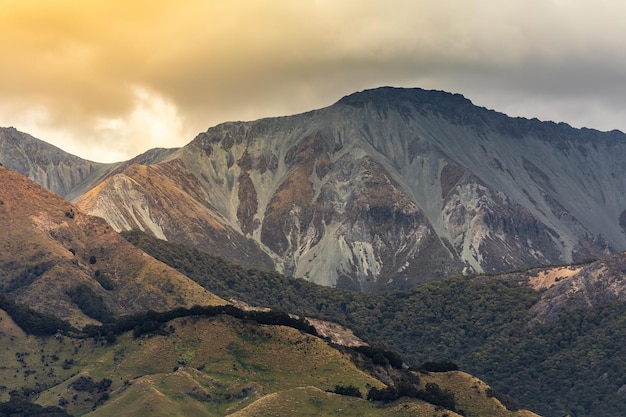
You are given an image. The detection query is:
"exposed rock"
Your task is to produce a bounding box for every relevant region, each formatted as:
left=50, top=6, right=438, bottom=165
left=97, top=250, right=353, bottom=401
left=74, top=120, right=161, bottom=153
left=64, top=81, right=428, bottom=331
left=4, top=87, right=626, bottom=290
left=527, top=252, right=626, bottom=323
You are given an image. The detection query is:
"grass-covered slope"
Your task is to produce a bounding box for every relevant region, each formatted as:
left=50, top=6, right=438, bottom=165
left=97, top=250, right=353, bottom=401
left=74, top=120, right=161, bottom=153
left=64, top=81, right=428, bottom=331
left=0, top=167, right=224, bottom=328
left=122, top=230, right=626, bottom=417
left=0, top=304, right=537, bottom=417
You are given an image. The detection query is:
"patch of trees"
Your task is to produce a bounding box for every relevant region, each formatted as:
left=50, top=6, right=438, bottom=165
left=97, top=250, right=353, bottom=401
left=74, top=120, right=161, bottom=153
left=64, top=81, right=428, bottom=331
left=69, top=376, right=112, bottom=411
left=418, top=361, right=459, bottom=373
left=71, top=376, right=112, bottom=393
left=94, top=270, right=114, bottom=291
left=0, top=294, right=75, bottom=336
left=84, top=304, right=319, bottom=340
left=353, top=345, right=404, bottom=369
left=486, top=387, right=520, bottom=412
left=0, top=390, right=72, bottom=417
left=329, top=385, right=362, bottom=398
left=66, top=284, right=114, bottom=323
left=366, top=381, right=456, bottom=411
left=415, top=383, right=456, bottom=411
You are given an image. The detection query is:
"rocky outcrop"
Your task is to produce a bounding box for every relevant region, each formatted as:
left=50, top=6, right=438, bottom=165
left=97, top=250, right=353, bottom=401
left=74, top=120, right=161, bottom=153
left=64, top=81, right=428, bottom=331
left=528, top=252, right=626, bottom=323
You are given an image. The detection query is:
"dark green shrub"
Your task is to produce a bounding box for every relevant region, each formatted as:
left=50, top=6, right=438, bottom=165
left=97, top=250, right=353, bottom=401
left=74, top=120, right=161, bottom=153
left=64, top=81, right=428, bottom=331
left=66, top=284, right=113, bottom=323
left=416, top=383, right=456, bottom=411
left=486, top=388, right=520, bottom=411
left=331, top=385, right=362, bottom=398
left=94, top=271, right=114, bottom=291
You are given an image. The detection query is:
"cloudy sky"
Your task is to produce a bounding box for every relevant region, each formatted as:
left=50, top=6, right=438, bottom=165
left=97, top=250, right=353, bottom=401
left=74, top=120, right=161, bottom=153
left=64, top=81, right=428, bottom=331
left=1, top=0, right=625, bottom=162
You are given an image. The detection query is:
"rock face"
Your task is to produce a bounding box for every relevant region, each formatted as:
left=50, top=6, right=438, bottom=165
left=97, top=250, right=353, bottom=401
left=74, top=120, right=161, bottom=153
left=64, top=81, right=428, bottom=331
left=4, top=87, right=626, bottom=290
left=527, top=252, right=626, bottom=323
left=0, top=127, right=113, bottom=201
left=0, top=127, right=179, bottom=201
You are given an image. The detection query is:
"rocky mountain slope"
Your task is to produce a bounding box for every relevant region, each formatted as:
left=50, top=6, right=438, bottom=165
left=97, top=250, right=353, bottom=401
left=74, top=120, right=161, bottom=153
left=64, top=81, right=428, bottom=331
left=80, top=87, right=626, bottom=290
left=3, top=87, right=626, bottom=290
left=525, top=251, right=626, bottom=323
left=0, top=127, right=114, bottom=201
left=0, top=127, right=178, bottom=201
left=0, top=166, right=224, bottom=327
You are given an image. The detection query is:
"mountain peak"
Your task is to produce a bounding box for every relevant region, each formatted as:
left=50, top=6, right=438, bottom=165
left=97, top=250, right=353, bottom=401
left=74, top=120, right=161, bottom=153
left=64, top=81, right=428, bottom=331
left=335, top=86, right=473, bottom=111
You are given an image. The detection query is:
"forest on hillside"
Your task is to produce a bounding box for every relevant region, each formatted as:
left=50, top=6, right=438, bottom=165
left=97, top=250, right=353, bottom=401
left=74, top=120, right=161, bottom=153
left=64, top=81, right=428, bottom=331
left=123, top=230, right=626, bottom=417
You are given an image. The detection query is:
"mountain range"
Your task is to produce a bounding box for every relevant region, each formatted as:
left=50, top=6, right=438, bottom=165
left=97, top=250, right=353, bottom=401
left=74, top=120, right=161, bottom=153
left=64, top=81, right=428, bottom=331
left=0, top=162, right=541, bottom=416
left=2, top=87, right=625, bottom=291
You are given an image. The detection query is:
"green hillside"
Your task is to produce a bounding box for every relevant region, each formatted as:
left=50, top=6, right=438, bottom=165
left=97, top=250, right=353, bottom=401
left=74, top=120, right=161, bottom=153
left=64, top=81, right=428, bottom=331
left=122, top=230, right=626, bottom=417
left=0, top=301, right=538, bottom=417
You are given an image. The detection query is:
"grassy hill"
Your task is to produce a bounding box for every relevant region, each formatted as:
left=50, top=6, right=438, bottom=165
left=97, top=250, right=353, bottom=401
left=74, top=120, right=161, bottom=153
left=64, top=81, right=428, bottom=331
left=122, top=230, right=626, bottom=417
left=0, top=304, right=537, bottom=417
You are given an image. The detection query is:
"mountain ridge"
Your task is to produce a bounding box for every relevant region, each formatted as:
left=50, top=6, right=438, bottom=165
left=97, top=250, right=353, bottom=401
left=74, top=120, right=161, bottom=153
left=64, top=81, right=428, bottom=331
left=3, top=86, right=626, bottom=290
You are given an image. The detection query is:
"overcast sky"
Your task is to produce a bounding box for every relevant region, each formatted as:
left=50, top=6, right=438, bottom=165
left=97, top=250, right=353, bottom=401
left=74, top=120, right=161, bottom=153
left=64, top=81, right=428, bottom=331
left=1, top=0, right=625, bottom=163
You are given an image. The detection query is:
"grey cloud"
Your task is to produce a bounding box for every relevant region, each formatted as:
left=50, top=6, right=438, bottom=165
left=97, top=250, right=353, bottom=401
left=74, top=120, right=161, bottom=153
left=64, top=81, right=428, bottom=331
left=2, top=0, right=626, bottom=161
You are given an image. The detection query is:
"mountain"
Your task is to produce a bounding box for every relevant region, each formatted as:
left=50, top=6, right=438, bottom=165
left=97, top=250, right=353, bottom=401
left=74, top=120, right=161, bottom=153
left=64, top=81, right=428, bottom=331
left=3, top=87, right=626, bottom=290
left=72, top=87, right=626, bottom=290
left=0, top=127, right=114, bottom=201
left=0, top=166, right=224, bottom=327
left=0, top=127, right=179, bottom=201
left=0, top=165, right=543, bottom=416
